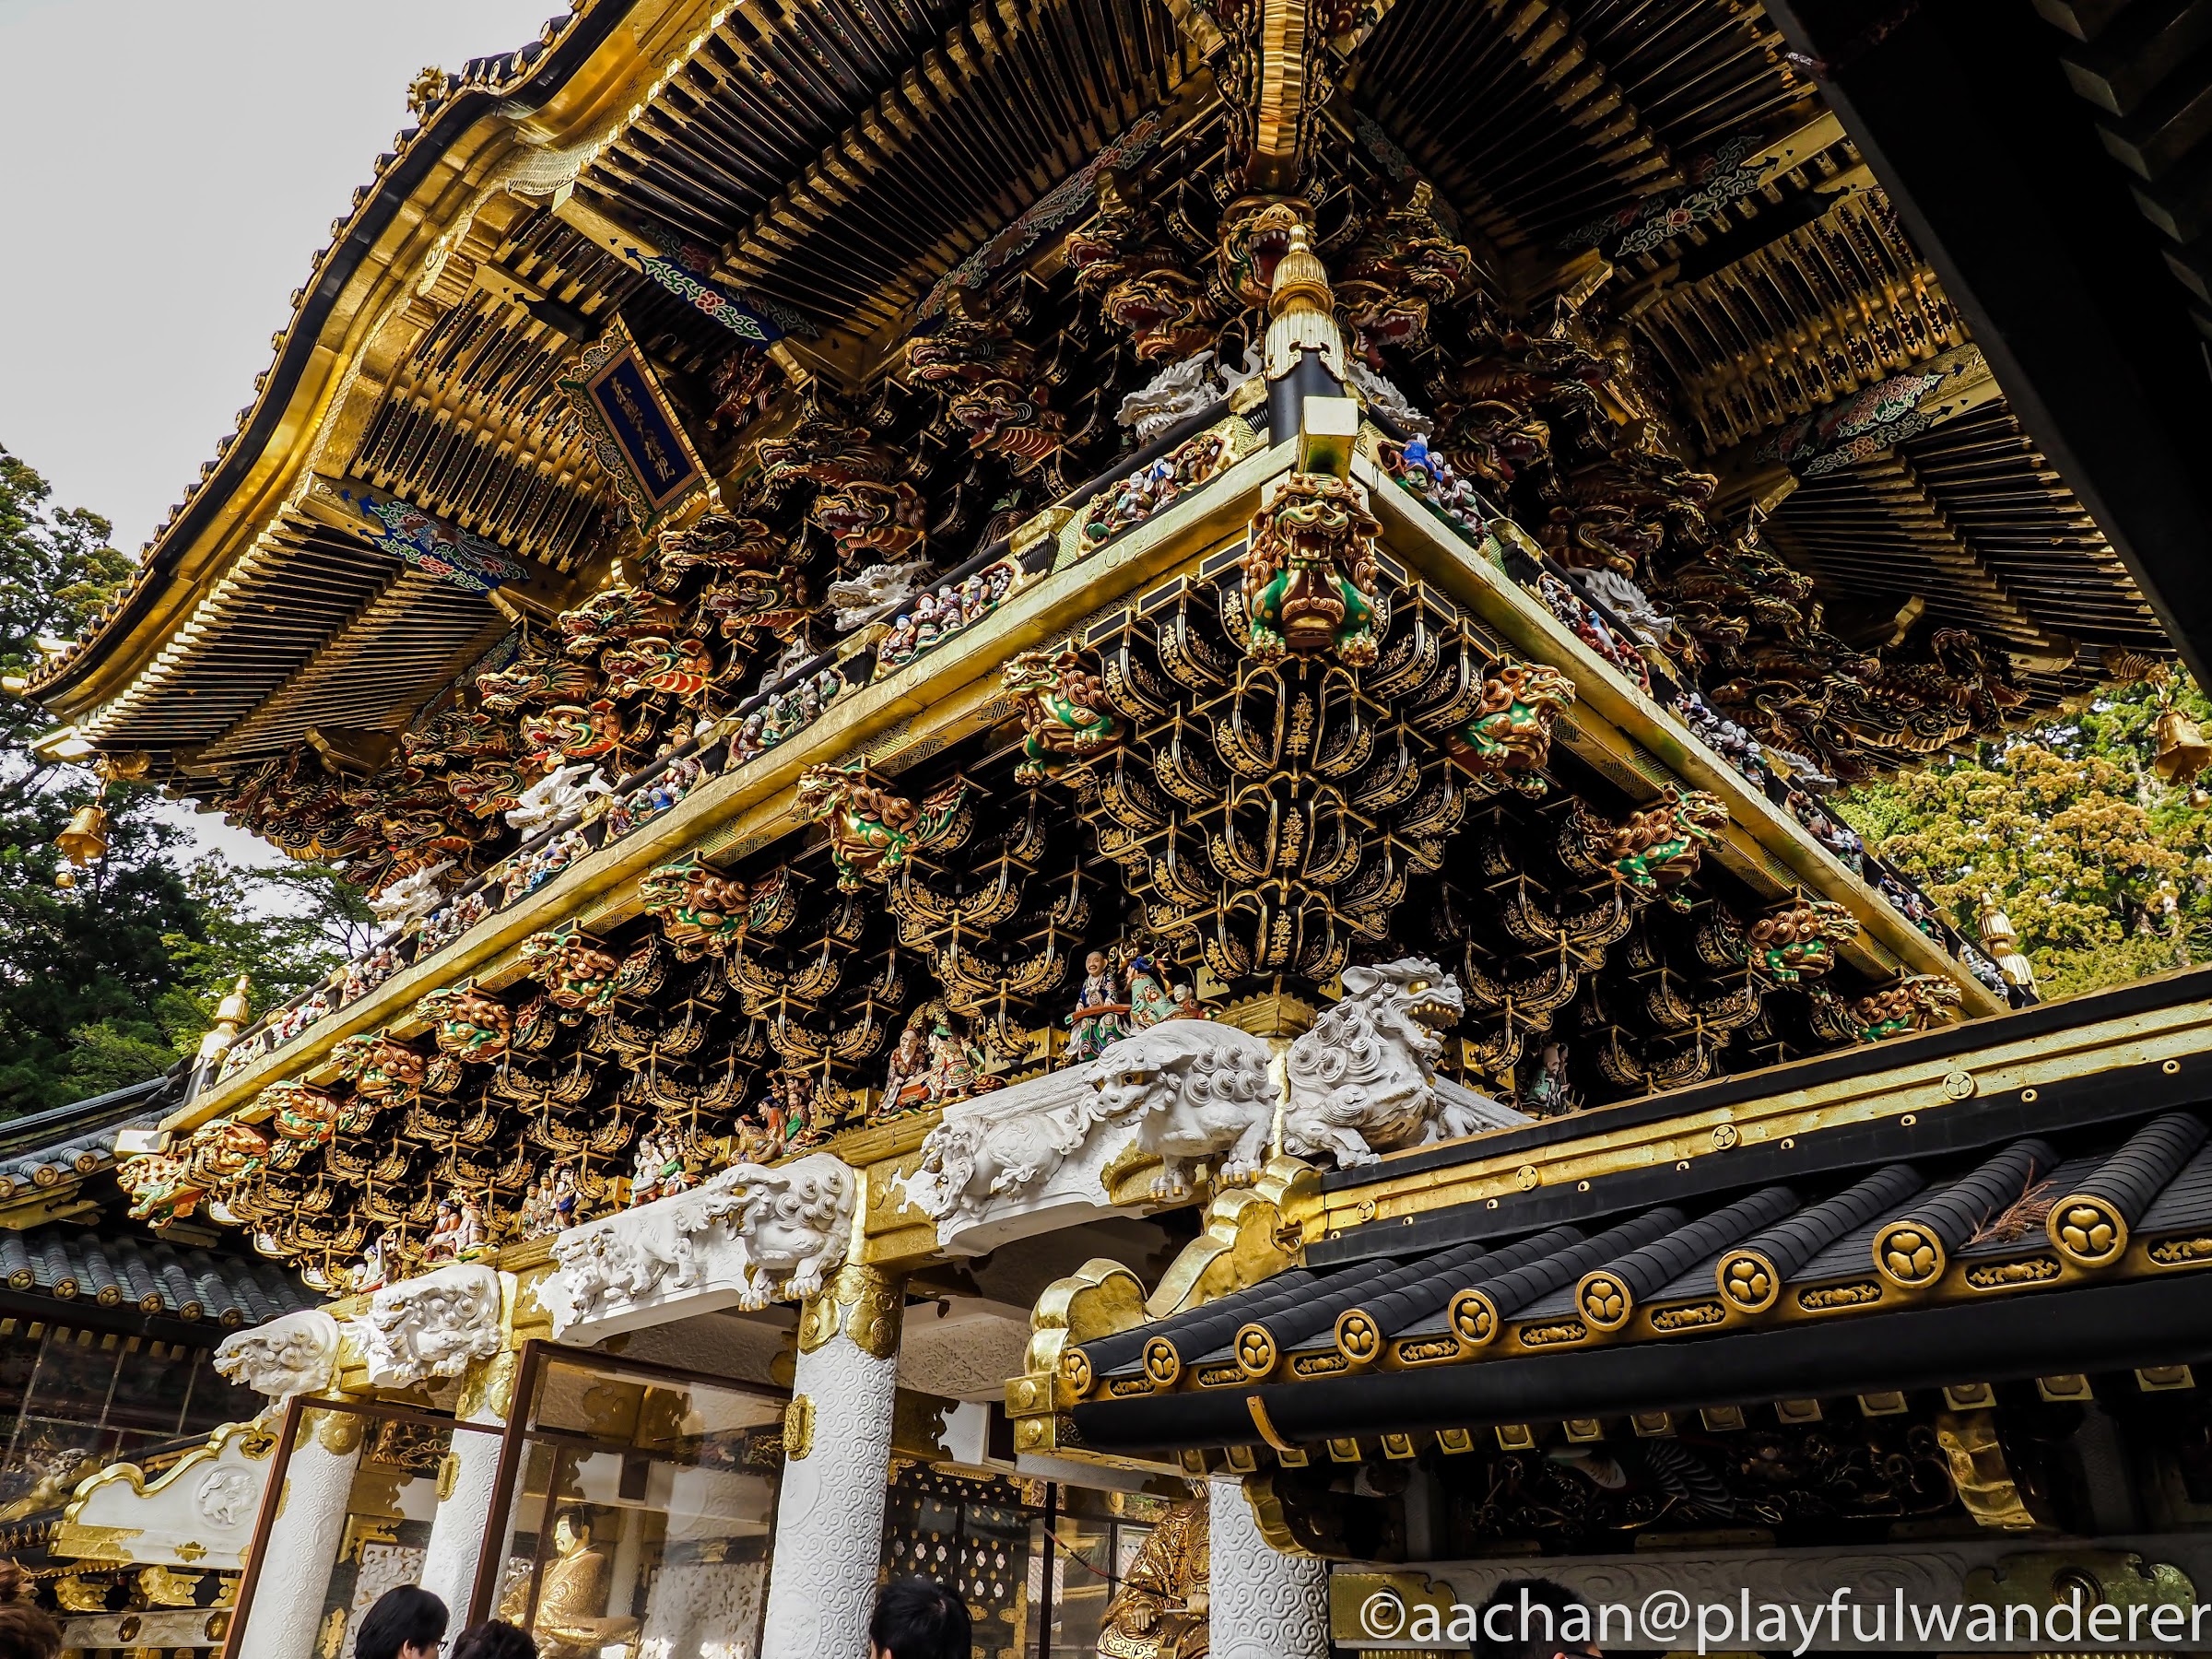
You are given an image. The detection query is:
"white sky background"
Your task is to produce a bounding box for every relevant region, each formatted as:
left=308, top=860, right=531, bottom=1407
left=0, top=0, right=566, bottom=871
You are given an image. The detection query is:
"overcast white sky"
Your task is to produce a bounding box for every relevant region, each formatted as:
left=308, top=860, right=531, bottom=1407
left=0, top=0, right=564, bottom=867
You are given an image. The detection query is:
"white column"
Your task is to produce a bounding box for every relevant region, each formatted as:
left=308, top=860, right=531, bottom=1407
left=1208, top=1477, right=1330, bottom=1659
left=758, top=1265, right=904, bottom=1659
left=418, top=1357, right=514, bottom=1623
left=237, top=1410, right=361, bottom=1659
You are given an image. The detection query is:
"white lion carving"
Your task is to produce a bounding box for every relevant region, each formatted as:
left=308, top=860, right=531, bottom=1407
left=505, top=761, right=612, bottom=835
left=1088, top=1020, right=1279, bottom=1197
left=214, top=1308, right=343, bottom=1398
left=1117, top=347, right=1261, bottom=441
left=360, top=1262, right=504, bottom=1388
left=1282, top=959, right=1524, bottom=1165
left=547, top=1194, right=709, bottom=1334
left=825, top=559, right=933, bottom=631
left=893, top=1073, right=1119, bottom=1233
left=369, top=860, right=456, bottom=932
left=700, top=1152, right=856, bottom=1309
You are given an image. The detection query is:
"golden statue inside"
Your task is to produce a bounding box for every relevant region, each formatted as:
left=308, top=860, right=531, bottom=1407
left=1097, top=1494, right=1209, bottom=1659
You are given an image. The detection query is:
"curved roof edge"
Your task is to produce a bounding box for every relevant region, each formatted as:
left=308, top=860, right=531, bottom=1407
left=27, top=0, right=660, bottom=715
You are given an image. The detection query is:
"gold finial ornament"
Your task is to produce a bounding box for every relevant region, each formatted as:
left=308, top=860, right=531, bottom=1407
left=55, top=803, right=110, bottom=865
left=198, top=976, right=253, bottom=1063
left=1975, top=897, right=2036, bottom=995
left=1264, top=217, right=1346, bottom=382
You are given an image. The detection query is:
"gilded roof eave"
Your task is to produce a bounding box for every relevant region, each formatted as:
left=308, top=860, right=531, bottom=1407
left=29, top=0, right=720, bottom=724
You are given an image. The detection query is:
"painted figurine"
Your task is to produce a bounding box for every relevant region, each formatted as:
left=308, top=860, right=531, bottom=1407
left=1123, top=949, right=1178, bottom=1030
left=877, top=1018, right=933, bottom=1116
left=1065, top=950, right=1132, bottom=1063
left=549, top=1162, right=580, bottom=1230
left=422, top=1197, right=463, bottom=1263
left=454, top=1191, right=489, bottom=1259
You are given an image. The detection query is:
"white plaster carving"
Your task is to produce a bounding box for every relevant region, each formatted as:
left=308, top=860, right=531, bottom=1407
left=547, top=1178, right=724, bottom=1334
left=359, top=1261, right=504, bottom=1388
left=1094, top=1019, right=1282, bottom=1196
left=702, top=1153, right=857, bottom=1305
left=504, top=760, right=612, bottom=835
left=1118, top=346, right=1261, bottom=440
left=1212, top=1479, right=1331, bottom=1659
left=1283, top=959, right=1525, bottom=1166
left=891, top=1065, right=1129, bottom=1249
left=194, top=1466, right=257, bottom=1528
left=546, top=1156, right=856, bottom=1339
left=65, top=1421, right=276, bottom=1572
left=757, top=1313, right=900, bottom=1659
left=1347, top=359, right=1427, bottom=429
left=214, top=1308, right=344, bottom=1399
left=898, top=961, right=1525, bottom=1254
left=369, top=859, right=456, bottom=931
left=825, top=559, right=934, bottom=631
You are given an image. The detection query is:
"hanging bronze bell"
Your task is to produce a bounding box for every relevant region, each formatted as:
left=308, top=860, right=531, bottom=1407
left=54, top=803, right=109, bottom=865
left=2155, top=708, right=2212, bottom=785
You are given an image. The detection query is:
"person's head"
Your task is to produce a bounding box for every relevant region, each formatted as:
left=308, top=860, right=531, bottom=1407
left=869, top=1576, right=971, bottom=1659
left=0, top=1562, right=62, bottom=1659
left=356, top=1585, right=447, bottom=1659
left=1471, top=1578, right=1597, bottom=1659
left=449, top=1621, right=537, bottom=1659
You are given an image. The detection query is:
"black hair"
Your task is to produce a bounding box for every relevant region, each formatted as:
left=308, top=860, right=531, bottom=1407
left=450, top=1621, right=537, bottom=1659
left=1471, top=1577, right=1594, bottom=1659
left=869, top=1576, right=972, bottom=1659
left=356, top=1586, right=449, bottom=1659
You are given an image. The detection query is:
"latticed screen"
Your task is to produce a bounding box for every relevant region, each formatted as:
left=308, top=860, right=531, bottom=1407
left=879, top=1465, right=1038, bottom=1659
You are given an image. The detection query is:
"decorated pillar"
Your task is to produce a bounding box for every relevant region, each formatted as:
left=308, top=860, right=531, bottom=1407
left=757, top=1263, right=906, bottom=1659
left=418, top=1355, right=514, bottom=1621
left=240, top=1407, right=363, bottom=1659
left=356, top=1265, right=512, bottom=1623
left=215, top=1309, right=358, bottom=1659
left=1208, top=1477, right=1330, bottom=1659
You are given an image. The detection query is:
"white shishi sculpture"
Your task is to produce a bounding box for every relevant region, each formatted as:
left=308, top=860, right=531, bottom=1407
left=547, top=1152, right=859, bottom=1336
left=361, top=1262, right=505, bottom=1388
left=700, top=1152, right=858, bottom=1307
left=504, top=760, right=612, bottom=835
left=1088, top=1018, right=1279, bottom=1196
left=214, top=1307, right=344, bottom=1399
left=897, top=958, right=1526, bottom=1251
left=1282, top=959, right=1522, bottom=1165
left=369, top=859, right=456, bottom=931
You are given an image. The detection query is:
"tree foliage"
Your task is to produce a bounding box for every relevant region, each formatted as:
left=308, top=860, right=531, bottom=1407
left=0, top=446, right=368, bottom=1116
left=1837, top=674, right=2212, bottom=1001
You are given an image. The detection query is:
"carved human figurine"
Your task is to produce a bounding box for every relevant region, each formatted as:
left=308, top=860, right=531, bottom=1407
left=351, top=1232, right=388, bottom=1294
left=924, top=1020, right=983, bottom=1104
left=454, top=1192, right=489, bottom=1259
left=655, top=1128, right=693, bottom=1197
left=517, top=1178, right=548, bottom=1239
left=1522, top=1041, right=1574, bottom=1117
left=1065, top=950, right=1132, bottom=1064
left=877, top=1019, right=932, bottom=1116
left=1097, top=1492, right=1209, bottom=1659
left=422, top=1198, right=463, bottom=1264
left=549, top=1162, right=580, bottom=1231
left=629, top=1130, right=664, bottom=1207
left=1122, top=949, right=1178, bottom=1030
left=527, top=1512, right=640, bottom=1659
left=769, top=1071, right=821, bottom=1149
